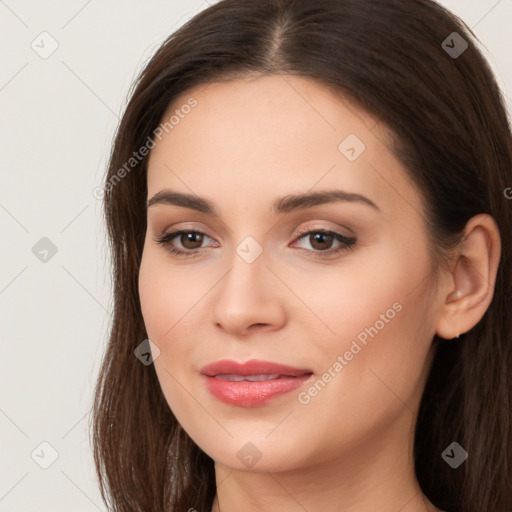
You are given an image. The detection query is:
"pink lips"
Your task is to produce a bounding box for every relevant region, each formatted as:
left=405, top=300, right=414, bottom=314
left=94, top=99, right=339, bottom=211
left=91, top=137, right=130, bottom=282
left=200, top=359, right=314, bottom=407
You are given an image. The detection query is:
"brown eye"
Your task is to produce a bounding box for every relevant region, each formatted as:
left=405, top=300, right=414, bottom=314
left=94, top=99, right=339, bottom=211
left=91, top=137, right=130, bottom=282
left=154, top=230, right=213, bottom=256
left=308, top=232, right=335, bottom=251
left=177, top=232, right=205, bottom=250
left=292, top=229, right=356, bottom=255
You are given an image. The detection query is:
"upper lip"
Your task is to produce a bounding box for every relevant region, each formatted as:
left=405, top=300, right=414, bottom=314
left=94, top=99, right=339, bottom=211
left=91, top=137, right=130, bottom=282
left=200, top=359, right=313, bottom=377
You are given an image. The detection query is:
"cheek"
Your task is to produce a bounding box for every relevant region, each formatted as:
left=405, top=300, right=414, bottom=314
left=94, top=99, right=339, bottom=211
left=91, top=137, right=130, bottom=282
left=138, top=250, right=200, bottom=420
left=138, top=252, right=166, bottom=340
left=138, top=247, right=209, bottom=342
left=312, top=253, right=435, bottom=411
left=286, top=280, right=435, bottom=465
left=291, top=241, right=430, bottom=349
left=300, top=239, right=435, bottom=388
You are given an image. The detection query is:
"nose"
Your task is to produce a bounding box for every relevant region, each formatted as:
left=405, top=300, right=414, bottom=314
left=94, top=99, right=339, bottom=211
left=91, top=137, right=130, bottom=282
left=211, top=247, right=286, bottom=337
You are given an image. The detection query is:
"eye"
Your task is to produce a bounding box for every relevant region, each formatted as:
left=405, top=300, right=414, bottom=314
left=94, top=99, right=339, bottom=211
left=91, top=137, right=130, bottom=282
left=291, top=228, right=356, bottom=255
left=153, top=227, right=357, bottom=257
left=153, top=230, right=215, bottom=256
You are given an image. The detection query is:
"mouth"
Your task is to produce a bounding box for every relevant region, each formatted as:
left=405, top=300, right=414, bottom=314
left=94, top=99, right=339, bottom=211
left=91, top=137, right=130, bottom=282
left=200, top=359, right=314, bottom=407
left=213, top=373, right=288, bottom=381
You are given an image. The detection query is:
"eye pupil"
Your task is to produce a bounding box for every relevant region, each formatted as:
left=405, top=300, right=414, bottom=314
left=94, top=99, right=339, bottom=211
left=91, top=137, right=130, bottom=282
left=182, top=232, right=204, bottom=249
left=310, top=232, right=333, bottom=250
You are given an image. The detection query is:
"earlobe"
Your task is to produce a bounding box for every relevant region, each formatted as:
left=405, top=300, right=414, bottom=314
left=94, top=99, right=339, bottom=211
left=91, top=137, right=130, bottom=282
left=435, top=214, right=501, bottom=341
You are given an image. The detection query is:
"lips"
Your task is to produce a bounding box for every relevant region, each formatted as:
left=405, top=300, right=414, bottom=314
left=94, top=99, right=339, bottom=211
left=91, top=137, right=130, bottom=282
left=200, top=359, right=312, bottom=378
left=200, top=359, right=314, bottom=407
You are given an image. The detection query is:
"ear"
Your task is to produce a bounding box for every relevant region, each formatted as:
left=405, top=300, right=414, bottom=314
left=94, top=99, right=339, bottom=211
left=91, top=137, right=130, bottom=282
left=435, top=214, right=501, bottom=340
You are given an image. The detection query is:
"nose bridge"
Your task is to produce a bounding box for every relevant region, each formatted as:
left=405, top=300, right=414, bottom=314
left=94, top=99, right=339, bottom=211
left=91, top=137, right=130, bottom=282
left=213, top=200, right=282, bottom=296
left=211, top=232, right=282, bottom=332
left=234, top=234, right=265, bottom=266
left=221, top=233, right=267, bottom=297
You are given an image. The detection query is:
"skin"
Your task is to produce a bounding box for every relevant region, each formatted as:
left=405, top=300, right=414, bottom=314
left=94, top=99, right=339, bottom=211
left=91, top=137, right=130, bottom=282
left=138, top=74, right=500, bottom=511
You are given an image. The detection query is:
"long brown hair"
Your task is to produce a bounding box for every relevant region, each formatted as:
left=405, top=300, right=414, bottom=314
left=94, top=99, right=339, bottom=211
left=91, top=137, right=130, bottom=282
left=91, top=1, right=512, bottom=510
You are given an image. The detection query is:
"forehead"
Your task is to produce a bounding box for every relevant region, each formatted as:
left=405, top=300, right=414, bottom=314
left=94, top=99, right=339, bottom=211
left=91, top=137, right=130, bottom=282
left=151, top=73, right=380, bottom=158
left=146, top=74, right=421, bottom=217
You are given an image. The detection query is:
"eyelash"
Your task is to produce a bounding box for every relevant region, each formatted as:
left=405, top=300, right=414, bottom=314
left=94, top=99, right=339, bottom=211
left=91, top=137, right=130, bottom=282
left=153, top=227, right=357, bottom=258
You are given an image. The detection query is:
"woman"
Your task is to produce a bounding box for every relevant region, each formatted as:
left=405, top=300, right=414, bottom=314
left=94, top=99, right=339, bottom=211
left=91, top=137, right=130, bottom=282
left=92, top=0, right=512, bottom=511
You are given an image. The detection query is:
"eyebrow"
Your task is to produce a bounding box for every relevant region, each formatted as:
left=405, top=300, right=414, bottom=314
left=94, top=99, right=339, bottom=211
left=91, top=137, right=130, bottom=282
left=146, top=189, right=380, bottom=215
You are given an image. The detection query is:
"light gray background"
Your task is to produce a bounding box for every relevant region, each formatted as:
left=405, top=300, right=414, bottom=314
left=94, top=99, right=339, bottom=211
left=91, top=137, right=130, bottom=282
left=1, top=1, right=511, bottom=510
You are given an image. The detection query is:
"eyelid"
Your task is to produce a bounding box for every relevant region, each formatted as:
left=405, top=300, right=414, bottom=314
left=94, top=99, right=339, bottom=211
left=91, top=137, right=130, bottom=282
left=293, top=222, right=354, bottom=239
left=158, top=220, right=354, bottom=239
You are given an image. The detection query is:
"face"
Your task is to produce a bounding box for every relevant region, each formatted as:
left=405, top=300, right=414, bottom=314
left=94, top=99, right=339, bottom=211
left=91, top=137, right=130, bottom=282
left=138, top=74, right=441, bottom=473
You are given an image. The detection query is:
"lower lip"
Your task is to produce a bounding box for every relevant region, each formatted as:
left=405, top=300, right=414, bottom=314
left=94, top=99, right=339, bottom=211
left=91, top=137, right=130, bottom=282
left=203, top=374, right=313, bottom=407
